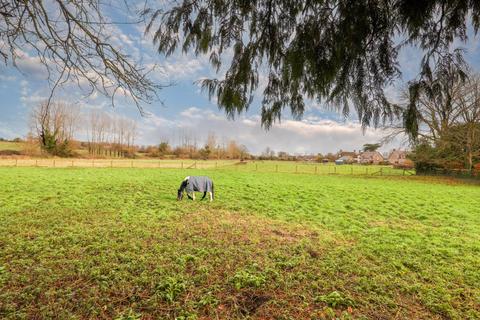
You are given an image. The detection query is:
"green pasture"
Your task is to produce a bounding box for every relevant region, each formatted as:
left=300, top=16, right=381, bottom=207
left=0, top=168, right=478, bottom=319
left=228, top=161, right=412, bottom=176
left=0, top=158, right=413, bottom=177
left=0, top=141, right=23, bottom=152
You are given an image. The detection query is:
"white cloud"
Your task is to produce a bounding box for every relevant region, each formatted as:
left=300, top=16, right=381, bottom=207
left=0, top=74, right=16, bottom=82
left=137, top=107, right=406, bottom=154
left=14, top=52, right=49, bottom=80
left=180, top=107, right=204, bottom=118
left=160, top=55, right=208, bottom=81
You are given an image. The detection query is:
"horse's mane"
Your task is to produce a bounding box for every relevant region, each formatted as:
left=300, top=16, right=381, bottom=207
left=178, top=179, right=188, bottom=192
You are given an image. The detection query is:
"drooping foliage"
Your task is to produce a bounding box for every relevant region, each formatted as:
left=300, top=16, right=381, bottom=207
left=362, top=143, right=382, bottom=152
left=144, top=0, right=479, bottom=135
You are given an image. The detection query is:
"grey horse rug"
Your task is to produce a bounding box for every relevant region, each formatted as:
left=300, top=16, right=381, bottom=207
left=185, top=176, right=214, bottom=193
left=177, top=176, right=215, bottom=201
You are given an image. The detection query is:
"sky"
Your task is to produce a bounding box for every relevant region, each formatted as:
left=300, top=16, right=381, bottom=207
left=1, top=3, right=480, bottom=155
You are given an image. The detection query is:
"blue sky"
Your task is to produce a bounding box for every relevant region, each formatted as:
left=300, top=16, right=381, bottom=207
left=1, top=5, right=479, bottom=155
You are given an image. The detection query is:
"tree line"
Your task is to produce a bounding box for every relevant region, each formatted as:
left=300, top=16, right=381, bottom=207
left=28, top=101, right=252, bottom=160
left=137, top=132, right=250, bottom=160
left=29, top=101, right=137, bottom=157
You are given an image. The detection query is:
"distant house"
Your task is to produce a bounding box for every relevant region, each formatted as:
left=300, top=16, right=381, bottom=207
left=336, top=151, right=358, bottom=164
left=335, top=156, right=354, bottom=165
left=359, top=151, right=384, bottom=164
left=388, top=150, right=408, bottom=165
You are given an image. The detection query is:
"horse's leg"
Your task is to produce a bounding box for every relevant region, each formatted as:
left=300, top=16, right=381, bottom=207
left=192, top=192, right=196, bottom=201
left=201, top=192, right=207, bottom=200
left=209, top=192, right=213, bottom=202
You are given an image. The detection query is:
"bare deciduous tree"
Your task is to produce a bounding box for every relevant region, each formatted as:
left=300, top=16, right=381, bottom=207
left=86, top=109, right=138, bottom=157
left=30, top=100, right=79, bottom=155
left=395, top=67, right=480, bottom=171
left=447, top=76, right=480, bottom=170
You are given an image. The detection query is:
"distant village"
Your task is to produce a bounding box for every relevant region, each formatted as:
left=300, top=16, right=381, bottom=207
left=280, top=148, right=412, bottom=168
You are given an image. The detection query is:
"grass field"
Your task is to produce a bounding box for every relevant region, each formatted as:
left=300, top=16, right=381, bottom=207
left=0, top=168, right=479, bottom=319
left=0, top=158, right=414, bottom=177
left=0, top=141, right=24, bottom=152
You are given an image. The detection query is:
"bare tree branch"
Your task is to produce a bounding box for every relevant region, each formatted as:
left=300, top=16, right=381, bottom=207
left=0, top=0, right=165, bottom=111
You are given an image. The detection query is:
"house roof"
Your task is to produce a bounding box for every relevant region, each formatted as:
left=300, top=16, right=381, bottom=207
left=339, top=151, right=357, bottom=157
left=388, top=150, right=408, bottom=159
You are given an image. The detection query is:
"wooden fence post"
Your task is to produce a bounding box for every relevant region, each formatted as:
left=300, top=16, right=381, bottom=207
left=181, top=162, right=184, bottom=169
left=195, top=161, right=197, bottom=169
left=276, top=164, right=278, bottom=172
left=256, top=164, right=258, bottom=171
left=295, top=165, right=298, bottom=173
left=111, top=160, right=113, bottom=168
left=334, top=166, right=336, bottom=174
left=92, top=159, right=94, bottom=168
left=15, top=159, right=17, bottom=167
left=53, top=160, right=55, bottom=168
left=215, top=161, right=218, bottom=169
left=158, top=161, right=161, bottom=168
left=131, top=160, right=133, bottom=168
left=380, top=167, right=383, bottom=176
left=72, top=160, right=74, bottom=167
left=315, top=166, right=317, bottom=174
left=351, top=167, right=353, bottom=175
left=35, top=159, right=38, bottom=167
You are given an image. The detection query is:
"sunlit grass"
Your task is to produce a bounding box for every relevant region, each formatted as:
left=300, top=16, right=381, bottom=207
left=0, top=168, right=478, bottom=319
left=0, top=141, right=23, bottom=152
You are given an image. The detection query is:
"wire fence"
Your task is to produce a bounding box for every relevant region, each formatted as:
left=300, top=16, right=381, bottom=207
left=0, top=159, right=237, bottom=169
left=0, top=159, right=416, bottom=176
left=219, top=161, right=416, bottom=176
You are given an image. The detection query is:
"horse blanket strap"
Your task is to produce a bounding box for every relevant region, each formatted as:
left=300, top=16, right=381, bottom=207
left=186, top=176, right=213, bottom=193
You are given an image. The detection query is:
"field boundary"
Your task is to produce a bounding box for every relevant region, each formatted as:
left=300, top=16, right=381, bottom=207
left=0, top=159, right=232, bottom=169
left=0, top=159, right=417, bottom=176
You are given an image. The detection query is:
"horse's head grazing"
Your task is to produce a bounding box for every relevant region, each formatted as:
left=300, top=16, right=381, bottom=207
left=177, top=188, right=184, bottom=201
left=177, top=178, right=188, bottom=201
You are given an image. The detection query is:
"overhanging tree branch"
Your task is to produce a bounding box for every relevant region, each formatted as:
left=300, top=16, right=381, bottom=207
left=0, top=0, right=165, bottom=111
left=144, top=0, right=478, bottom=134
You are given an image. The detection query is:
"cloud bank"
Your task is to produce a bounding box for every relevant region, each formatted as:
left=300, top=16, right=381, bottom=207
left=138, top=107, right=406, bottom=155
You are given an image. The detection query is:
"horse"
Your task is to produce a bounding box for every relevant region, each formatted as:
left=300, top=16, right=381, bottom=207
left=177, top=176, right=214, bottom=201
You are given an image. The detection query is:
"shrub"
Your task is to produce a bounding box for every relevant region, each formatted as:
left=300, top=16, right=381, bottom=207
left=0, top=150, right=21, bottom=156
